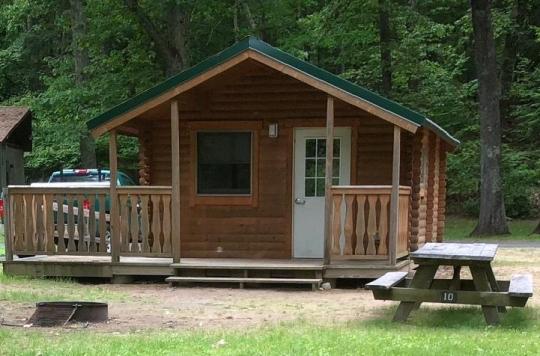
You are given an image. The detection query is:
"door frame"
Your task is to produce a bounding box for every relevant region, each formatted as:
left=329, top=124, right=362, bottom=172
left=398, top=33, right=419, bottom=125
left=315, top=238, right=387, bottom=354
left=291, top=126, right=354, bottom=258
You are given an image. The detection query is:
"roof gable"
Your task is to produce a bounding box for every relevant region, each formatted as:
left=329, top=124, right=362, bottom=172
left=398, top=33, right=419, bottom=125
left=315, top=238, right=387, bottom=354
left=87, top=36, right=458, bottom=146
left=0, top=106, right=32, bottom=150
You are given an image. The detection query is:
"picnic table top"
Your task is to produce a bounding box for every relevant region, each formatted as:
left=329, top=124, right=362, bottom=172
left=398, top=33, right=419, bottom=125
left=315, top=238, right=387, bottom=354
left=410, top=243, right=498, bottom=262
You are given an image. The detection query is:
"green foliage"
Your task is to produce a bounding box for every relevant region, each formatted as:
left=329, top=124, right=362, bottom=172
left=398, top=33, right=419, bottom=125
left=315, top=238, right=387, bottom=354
left=0, top=0, right=539, bottom=217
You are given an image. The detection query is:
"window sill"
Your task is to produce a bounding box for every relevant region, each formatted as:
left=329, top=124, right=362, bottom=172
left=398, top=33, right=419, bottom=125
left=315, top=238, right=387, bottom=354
left=191, top=195, right=257, bottom=206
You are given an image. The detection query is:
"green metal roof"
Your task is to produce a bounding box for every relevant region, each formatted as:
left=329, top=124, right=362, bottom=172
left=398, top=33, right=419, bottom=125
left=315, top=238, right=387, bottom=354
left=87, top=36, right=459, bottom=146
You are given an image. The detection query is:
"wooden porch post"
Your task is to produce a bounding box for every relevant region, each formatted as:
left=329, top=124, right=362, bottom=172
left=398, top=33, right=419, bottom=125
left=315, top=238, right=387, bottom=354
left=171, top=100, right=181, bottom=263
left=109, top=130, right=120, bottom=263
left=324, top=96, right=335, bottom=265
left=3, top=187, right=13, bottom=261
left=389, top=126, right=401, bottom=266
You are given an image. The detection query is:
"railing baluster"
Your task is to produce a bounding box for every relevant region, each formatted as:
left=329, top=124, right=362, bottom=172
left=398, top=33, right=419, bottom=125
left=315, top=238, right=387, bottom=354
left=378, top=195, right=389, bottom=255
left=77, top=194, right=86, bottom=252
left=331, top=194, right=343, bottom=255
left=88, top=194, right=97, bottom=253
left=129, top=194, right=140, bottom=253
left=343, top=195, right=354, bottom=255
left=24, top=194, right=34, bottom=252
left=151, top=195, right=162, bottom=253
left=355, top=195, right=366, bottom=255
left=366, top=195, right=378, bottom=255
left=119, top=195, right=130, bottom=252
left=98, top=194, right=107, bottom=253
left=14, top=194, right=24, bottom=251
left=55, top=194, right=66, bottom=253
left=33, top=194, right=44, bottom=252
left=67, top=195, right=76, bottom=252
left=162, top=195, right=172, bottom=253
left=44, top=194, right=55, bottom=253
left=140, top=195, right=151, bottom=253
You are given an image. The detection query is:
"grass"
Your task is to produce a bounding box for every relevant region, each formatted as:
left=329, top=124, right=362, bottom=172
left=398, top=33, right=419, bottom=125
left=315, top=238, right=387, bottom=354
left=445, top=216, right=540, bottom=241
left=0, top=308, right=538, bottom=355
left=0, top=265, right=126, bottom=303
left=0, top=229, right=4, bottom=256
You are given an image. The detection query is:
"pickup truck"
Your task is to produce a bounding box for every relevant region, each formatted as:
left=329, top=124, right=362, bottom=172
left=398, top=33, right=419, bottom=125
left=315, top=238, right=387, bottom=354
left=30, top=168, right=136, bottom=212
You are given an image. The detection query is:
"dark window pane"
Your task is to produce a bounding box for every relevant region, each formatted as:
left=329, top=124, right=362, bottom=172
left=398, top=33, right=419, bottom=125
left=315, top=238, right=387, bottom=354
left=332, top=178, right=339, bottom=185
left=333, top=158, right=340, bottom=177
left=305, top=159, right=316, bottom=177
left=316, top=139, right=326, bottom=157
left=316, top=158, right=325, bottom=177
left=197, top=132, right=251, bottom=194
left=305, top=178, right=315, bottom=197
left=333, top=139, right=340, bottom=157
left=306, top=139, right=316, bottom=157
left=316, top=178, right=325, bottom=196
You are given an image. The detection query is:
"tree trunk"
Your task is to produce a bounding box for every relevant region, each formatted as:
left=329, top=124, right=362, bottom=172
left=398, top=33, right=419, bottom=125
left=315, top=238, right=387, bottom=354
left=70, top=0, right=96, bottom=168
left=124, top=0, right=189, bottom=75
left=242, top=0, right=258, bottom=34
left=470, top=0, right=509, bottom=236
left=233, top=0, right=240, bottom=41
left=533, top=221, right=540, bottom=235
left=378, top=0, right=392, bottom=96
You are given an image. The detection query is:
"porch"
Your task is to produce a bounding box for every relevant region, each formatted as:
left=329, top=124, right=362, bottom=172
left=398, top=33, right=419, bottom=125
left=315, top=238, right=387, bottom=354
left=2, top=183, right=411, bottom=283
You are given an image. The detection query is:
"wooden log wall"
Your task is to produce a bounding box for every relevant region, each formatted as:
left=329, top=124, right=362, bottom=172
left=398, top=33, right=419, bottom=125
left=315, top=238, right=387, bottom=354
left=136, top=60, right=446, bottom=258
left=426, top=133, right=440, bottom=242
left=356, top=120, right=412, bottom=186
left=408, top=128, right=451, bottom=250
left=138, top=124, right=152, bottom=185
left=437, top=142, right=448, bottom=241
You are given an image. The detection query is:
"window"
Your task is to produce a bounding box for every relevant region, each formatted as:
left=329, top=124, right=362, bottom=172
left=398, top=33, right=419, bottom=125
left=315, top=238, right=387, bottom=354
left=304, top=138, right=341, bottom=197
left=197, top=132, right=252, bottom=195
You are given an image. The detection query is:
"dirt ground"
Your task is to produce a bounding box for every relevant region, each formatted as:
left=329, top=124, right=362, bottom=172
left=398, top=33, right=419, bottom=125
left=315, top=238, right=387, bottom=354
left=1, top=248, right=539, bottom=331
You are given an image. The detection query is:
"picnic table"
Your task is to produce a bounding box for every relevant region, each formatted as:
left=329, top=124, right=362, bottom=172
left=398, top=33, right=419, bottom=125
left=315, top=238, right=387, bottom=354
left=366, top=243, right=533, bottom=325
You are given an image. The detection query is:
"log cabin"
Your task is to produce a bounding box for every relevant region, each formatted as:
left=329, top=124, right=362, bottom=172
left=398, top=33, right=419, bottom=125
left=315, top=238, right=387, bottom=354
left=2, top=37, right=459, bottom=287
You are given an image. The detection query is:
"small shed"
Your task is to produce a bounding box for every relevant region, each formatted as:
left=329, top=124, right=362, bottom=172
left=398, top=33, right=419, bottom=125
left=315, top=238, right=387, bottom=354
left=0, top=107, right=32, bottom=188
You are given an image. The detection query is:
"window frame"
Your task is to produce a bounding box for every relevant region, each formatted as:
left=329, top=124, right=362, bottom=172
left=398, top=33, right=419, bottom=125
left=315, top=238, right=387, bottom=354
left=189, top=121, right=260, bottom=206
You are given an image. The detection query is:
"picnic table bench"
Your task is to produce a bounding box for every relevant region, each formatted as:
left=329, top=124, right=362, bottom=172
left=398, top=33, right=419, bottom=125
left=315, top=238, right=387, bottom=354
left=366, top=243, right=533, bottom=325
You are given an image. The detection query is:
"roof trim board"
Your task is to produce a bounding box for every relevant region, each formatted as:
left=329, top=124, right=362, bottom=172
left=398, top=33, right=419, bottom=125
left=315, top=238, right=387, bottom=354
left=87, top=36, right=459, bottom=146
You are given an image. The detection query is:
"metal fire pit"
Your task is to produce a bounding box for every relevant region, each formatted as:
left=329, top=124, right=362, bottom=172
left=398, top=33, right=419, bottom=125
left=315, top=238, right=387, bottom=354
left=28, top=302, right=108, bottom=327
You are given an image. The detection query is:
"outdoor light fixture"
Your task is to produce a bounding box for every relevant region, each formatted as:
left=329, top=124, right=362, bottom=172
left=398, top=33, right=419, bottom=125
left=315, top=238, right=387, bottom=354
left=268, top=123, right=278, bottom=138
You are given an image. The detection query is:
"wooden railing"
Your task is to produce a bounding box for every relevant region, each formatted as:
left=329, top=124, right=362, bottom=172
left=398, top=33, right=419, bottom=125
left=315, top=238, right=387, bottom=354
left=6, top=187, right=110, bottom=256
left=4, top=186, right=172, bottom=259
left=330, top=185, right=411, bottom=261
left=117, top=187, right=173, bottom=257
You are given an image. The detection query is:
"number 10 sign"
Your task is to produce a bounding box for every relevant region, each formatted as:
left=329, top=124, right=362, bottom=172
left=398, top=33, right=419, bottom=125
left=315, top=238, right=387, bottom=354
left=441, top=291, right=457, bottom=303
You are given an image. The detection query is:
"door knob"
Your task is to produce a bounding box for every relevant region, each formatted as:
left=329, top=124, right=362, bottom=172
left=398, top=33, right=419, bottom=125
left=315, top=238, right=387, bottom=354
left=295, top=198, right=306, bottom=205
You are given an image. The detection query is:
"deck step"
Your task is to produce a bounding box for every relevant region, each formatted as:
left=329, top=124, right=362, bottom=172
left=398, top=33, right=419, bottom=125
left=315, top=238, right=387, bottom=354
left=170, top=264, right=323, bottom=271
left=166, top=276, right=322, bottom=288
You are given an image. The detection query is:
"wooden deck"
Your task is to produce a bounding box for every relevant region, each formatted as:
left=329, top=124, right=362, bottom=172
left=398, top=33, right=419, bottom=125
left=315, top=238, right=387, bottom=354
left=1, top=255, right=410, bottom=281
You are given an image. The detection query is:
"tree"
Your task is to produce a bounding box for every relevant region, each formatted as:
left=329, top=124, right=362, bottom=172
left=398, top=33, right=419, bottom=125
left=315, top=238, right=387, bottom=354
left=123, top=0, right=190, bottom=75
left=378, top=0, right=392, bottom=96
left=470, top=0, right=509, bottom=235
left=70, top=0, right=96, bottom=168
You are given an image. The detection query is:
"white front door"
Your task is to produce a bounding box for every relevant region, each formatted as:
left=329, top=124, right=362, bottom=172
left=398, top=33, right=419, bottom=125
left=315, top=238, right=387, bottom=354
left=293, top=127, right=351, bottom=258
